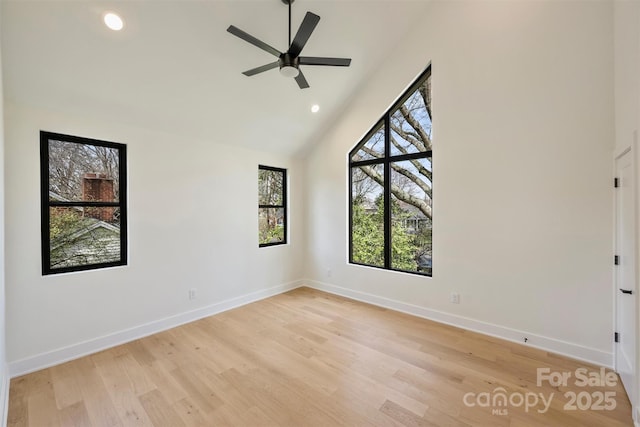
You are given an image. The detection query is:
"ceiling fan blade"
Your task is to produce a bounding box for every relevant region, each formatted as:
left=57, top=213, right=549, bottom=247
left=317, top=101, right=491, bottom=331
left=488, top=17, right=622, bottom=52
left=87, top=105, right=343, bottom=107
left=289, top=12, right=320, bottom=57
left=299, top=57, right=352, bottom=67
left=227, top=25, right=282, bottom=58
left=243, top=61, right=280, bottom=76
left=295, top=71, right=310, bottom=89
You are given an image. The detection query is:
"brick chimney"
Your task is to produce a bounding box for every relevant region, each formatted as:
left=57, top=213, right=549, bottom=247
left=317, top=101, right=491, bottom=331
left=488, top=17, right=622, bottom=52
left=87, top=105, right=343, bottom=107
left=82, top=173, right=115, bottom=222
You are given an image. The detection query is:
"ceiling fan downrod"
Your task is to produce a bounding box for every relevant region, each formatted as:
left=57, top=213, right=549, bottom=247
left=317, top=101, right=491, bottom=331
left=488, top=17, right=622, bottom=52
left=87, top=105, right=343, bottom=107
left=284, top=0, right=293, bottom=48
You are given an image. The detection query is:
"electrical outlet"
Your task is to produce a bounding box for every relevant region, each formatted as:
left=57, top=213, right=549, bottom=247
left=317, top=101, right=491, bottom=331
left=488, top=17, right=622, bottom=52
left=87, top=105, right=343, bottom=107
left=327, top=268, right=332, bottom=278
left=450, top=293, right=460, bottom=304
left=189, top=288, right=197, bottom=300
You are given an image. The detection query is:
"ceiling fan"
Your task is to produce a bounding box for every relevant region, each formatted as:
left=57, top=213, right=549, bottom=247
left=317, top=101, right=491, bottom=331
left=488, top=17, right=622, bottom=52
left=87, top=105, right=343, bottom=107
left=227, top=0, right=351, bottom=89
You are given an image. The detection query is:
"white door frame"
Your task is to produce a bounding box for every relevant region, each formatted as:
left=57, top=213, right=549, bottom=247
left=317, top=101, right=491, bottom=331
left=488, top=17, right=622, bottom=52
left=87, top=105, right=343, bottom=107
left=613, top=140, right=638, bottom=422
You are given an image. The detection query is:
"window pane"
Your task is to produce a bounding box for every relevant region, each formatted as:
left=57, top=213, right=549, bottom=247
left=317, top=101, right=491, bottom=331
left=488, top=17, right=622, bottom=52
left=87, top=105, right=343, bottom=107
left=48, top=140, right=120, bottom=202
left=351, top=126, right=385, bottom=162
left=390, top=159, right=432, bottom=273
left=389, top=75, right=432, bottom=156
left=50, top=207, right=121, bottom=269
left=351, top=165, right=384, bottom=267
left=258, top=169, right=284, bottom=206
left=259, top=208, right=285, bottom=244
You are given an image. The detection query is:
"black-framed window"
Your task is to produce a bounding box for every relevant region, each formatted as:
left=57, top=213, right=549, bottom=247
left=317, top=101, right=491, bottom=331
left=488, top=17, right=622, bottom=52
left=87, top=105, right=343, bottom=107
left=349, top=66, right=432, bottom=276
left=40, top=131, right=128, bottom=275
left=258, top=165, right=287, bottom=247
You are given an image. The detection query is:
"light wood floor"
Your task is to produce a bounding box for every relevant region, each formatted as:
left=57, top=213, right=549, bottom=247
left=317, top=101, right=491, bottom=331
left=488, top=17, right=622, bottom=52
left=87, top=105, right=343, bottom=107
left=8, top=287, right=633, bottom=426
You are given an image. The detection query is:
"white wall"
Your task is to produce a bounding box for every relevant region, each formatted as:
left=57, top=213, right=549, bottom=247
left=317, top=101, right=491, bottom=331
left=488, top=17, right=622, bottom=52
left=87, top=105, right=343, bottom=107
left=0, top=4, right=8, bottom=423
left=614, top=0, right=640, bottom=421
left=4, top=102, right=305, bottom=374
left=304, top=0, right=615, bottom=365
left=615, top=0, right=639, bottom=156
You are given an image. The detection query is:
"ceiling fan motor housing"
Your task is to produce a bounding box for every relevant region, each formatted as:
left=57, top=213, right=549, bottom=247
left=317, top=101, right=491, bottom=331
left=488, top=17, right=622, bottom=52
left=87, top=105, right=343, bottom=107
left=279, top=53, right=300, bottom=78
left=280, top=53, right=299, bottom=70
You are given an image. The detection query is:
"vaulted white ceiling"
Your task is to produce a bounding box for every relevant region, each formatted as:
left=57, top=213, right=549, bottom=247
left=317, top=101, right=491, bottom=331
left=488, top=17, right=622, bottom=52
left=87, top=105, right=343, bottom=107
left=1, top=1, right=430, bottom=156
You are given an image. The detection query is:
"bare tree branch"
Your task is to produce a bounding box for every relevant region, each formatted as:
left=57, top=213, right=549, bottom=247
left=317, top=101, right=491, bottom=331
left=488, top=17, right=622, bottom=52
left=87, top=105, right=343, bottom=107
left=358, top=145, right=383, bottom=160
left=398, top=104, right=431, bottom=150
left=420, top=79, right=432, bottom=121
left=390, top=124, right=423, bottom=148
left=391, top=182, right=432, bottom=219
left=358, top=165, right=432, bottom=219
left=391, top=164, right=431, bottom=198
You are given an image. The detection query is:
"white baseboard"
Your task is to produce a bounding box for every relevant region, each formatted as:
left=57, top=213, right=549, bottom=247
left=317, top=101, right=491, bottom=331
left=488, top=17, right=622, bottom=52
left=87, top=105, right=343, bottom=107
left=304, top=280, right=613, bottom=368
left=9, top=280, right=304, bottom=378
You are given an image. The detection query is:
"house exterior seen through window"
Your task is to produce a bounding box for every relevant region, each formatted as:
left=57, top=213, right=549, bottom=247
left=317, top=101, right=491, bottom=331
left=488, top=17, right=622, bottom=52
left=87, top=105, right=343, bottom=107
left=40, top=131, right=127, bottom=275
left=349, top=66, right=432, bottom=276
left=258, top=165, right=287, bottom=247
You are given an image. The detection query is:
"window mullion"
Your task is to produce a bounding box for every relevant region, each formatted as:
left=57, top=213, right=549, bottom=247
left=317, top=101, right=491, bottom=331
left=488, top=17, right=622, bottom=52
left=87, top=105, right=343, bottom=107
left=383, top=114, right=392, bottom=270
left=49, top=201, right=122, bottom=208
left=119, top=146, right=128, bottom=267
left=40, top=138, right=51, bottom=273
left=348, top=166, right=354, bottom=264
left=282, top=169, right=288, bottom=247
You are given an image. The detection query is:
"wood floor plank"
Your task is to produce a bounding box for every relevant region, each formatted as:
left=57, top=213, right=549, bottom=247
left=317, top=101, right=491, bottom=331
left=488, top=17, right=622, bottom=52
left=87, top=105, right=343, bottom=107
left=58, top=401, right=92, bottom=427
left=27, top=390, right=60, bottom=427
left=7, top=376, right=30, bottom=427
left=49, top=361, right=84, bottom=410
left=72, top=359, right=123, bottom=427
left=8, top=287, right=634, bottom=426
left=220, top=367, right=296, bottom=426
left=171, top=397, right=210, bottom=426
left=136, top=362, right=188, bottom=405
left=380, top=399, right=436, bottom=427
left=169, top=366, right=223, bottom=415
left=92, top=351, right=155, bottom=426
left=137, top=390, right=185, bottom=427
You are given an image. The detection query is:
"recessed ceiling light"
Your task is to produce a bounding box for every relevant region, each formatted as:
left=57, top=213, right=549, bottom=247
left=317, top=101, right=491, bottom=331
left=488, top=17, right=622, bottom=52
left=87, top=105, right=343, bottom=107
left=311, top=104, right=320, bottom=113
left=104, top=12, right=124, bottom=31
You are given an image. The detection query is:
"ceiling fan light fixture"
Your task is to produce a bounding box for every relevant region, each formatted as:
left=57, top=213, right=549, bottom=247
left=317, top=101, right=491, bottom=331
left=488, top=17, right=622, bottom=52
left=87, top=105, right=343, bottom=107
left=280, top=65, right=300, bottom=78
left=103, top=12, right=124, bottom=31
